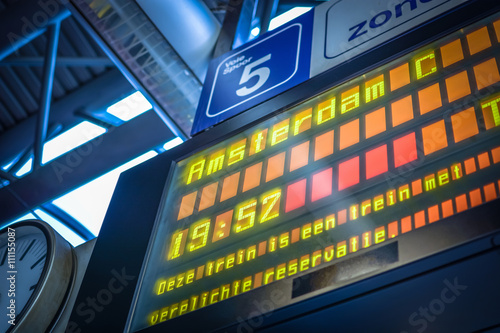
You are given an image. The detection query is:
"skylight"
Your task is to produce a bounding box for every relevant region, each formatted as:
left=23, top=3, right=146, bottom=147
left=11, top=121, right=107, bottom=177
left=15, top=158, right=32, bottom=177
left=2, top=158, right=16, bottom=171
left=269, top=7, right=312, bottom=31
left=163, top=137, right=184, bottom=151
left=52, top=150, right=159, bottom=236
left=106, top=91, right=152, bottom=121
left=42, top=121, right=106, bottom=164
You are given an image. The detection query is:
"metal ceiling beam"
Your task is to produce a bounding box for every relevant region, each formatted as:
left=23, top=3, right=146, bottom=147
left=0, top=110, right=175, bottom=224
left=66, top=0, right=196, bottom=139
left=0, top=68, right=134, bottom=168
left=0, top=57, right=114, bottom=67
left=34, top=22, right=60, bottom=170
left=0, top=0, right=71, bottom=61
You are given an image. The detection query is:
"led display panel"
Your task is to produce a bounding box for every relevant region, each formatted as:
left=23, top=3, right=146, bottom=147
left=127, top=12, right=500, bottom=331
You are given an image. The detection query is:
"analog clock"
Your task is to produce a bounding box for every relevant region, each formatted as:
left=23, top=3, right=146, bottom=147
left=0, top=220, right=75, bottom=332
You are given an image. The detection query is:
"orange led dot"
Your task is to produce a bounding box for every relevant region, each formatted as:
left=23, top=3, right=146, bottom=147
left=338, top=156, right=360, bottom=190
left=199, top=182, right=218, bottom=211
left=365, top=145, right=388, bottom=179
left=418, top=83, right=442, bottom=115
left=445, top=71, right=471, bottom=102
left=291, top=228, right=300, bottom=243
left=266, top=152, right=285, bottom=182
left=441, top=199, right=454, bottom=218
left=390, top=63, right=410, bottom=91
left=492, top=147, right=500, bottom=163
left=290, top=141, right=310, bottom=171
left=401, top=216, right=412, bottom=233
left=411, top=180, right=423, bottom=196
left=451, top=107, right=479, bottom=143
left=220, top=172, right=240, bottom=202
left=391, top=95, right=414, bottom=127
left=428, top=205, right=440, bottom=223
left=388, top=221, right=398, bottom=238
left=285, top=179, right=307, bottom=212
left=455, top=194, right=468, bottom=213
left=414, top=210, right=425, bottom=229
left=258, top=241, right=267, bottom=256
left=253, top=272, right=263, bottom=289
left=466, top=27, right=491, bottom=55
left=494, top=20, right=500, bottom=42
left=311, top=168, right=333, bottom=202
left=477, top=152, right=491, bottom=169
left=440, top=39, right=464, bottom=68
left=422, top=120, right=448, bottom=156
left=365, top=107, right=386, bottom=139
left=242, top=163, right=262, bottom=192
left=177, top=191, right=197, bottom=220
left=469, top=188, right=482, bottom=207
left=196, top=266, right=205, bottom=280
left=337, top=209, right=347, bottom=225
left=314, top=130, right=334, bottom=161
left=474, top=58, right=500, bottom=90
left=339, top=119, right=360, bottom=150
left=464, top=157, right=477, bottom=175
left=393, top=132, right=418, bottom=168
left=483, top=183, right=497, bottom=202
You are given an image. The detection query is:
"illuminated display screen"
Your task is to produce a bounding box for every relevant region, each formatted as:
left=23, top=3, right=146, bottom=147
left=128, top=12, right=500, bottom=331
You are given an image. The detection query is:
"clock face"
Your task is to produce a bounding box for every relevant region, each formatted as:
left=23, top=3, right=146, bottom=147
left=0, top=221, right=74, bottom=333
left=0, top=225, right=48, bottom=333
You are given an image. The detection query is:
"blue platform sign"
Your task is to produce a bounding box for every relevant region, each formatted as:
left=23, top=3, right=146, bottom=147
left=192, top=10, right=313, bottom=135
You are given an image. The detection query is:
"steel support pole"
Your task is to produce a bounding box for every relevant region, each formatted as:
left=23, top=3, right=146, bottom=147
left=260, top=0, right=279, bottom=34
left=34, top=22, right=60, bottom=169
left=0, top=57, right=113, bottom=67
left=0, top=169, right=16, bottom=182
left=9, top=124, right=62, bottom=174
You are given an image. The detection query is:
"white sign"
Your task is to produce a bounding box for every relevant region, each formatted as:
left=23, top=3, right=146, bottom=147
left=310, top=0, right=469, bottom=77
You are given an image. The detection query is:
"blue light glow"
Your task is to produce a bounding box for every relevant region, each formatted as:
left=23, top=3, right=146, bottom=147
left=163, top=137, right=184, bottom=151
left=52, top=150, right=158, bottom=236
left=269, top=7, right=312, bottom=31
left=42, top=121, right=106, bottom=164
left=106, top=91, right=152, bottom=121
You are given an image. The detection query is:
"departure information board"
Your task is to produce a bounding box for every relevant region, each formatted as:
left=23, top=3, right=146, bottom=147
left=128, top=12, right=500, bottom=331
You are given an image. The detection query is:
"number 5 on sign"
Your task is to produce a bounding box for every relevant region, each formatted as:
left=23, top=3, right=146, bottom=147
left=236, top=54, right=272, bottom=97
